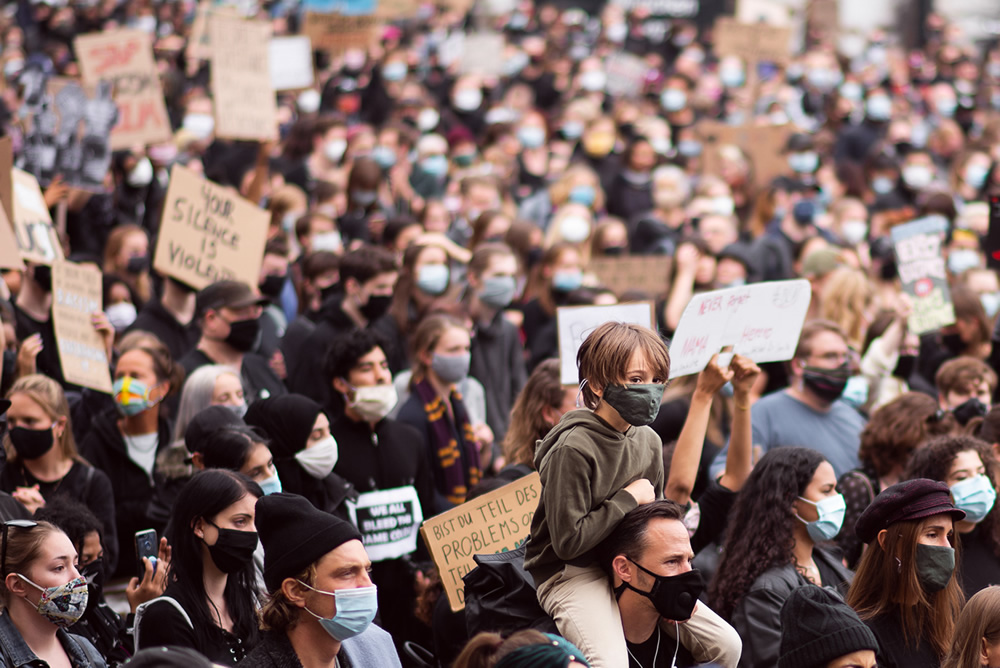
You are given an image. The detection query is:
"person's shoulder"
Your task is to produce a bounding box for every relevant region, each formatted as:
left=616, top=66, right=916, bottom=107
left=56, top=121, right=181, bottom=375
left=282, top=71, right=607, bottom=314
left=382, top=417, right=421, bottom=441
left=829, top=400, right=867, bottom=424
left=395, top=395, right=426, bottom=423
left=746, top=563, right=799, bottom=594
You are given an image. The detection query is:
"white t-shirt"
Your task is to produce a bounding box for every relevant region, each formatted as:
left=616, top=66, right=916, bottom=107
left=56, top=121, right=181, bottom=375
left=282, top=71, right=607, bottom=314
left=124, top=433, right=159, bottom=480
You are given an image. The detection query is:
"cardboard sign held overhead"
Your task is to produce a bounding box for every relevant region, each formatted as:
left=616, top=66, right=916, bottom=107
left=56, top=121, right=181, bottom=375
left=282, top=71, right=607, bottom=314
left=611, top=0, right=699, bottom=18
left=74, top=29, right=172, bottom=149
left=891, top=216, right=955, bottom=335
left=0, top=207, right=24, bottom=270
left=604, top=53, right=649, bottom=98
left=51, top=261, right=113, bottom=393
left=153, top=164, right=269, bottom=290
left=421, top=473, right=540, bottom=612
left=669, top=280, right=811, bottom=379
left=694, top=121, right=793, bottom=189
left=556, top=303, right=655, bottom=385
left=12, top=169, right=62, bottom=266
left=269, top=36, right=315, bottom=91
left=209, top=16, right=277, bottom=141
left=303, top=13, right=377, bottom=54
left=714, top=17, right=793, bottom=64
left=589, top=256, right=672, bottom=298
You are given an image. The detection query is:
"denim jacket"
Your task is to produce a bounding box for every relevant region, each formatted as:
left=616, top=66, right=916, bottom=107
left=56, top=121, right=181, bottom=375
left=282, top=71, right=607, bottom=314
left=0, top=613, right=106, bottom=668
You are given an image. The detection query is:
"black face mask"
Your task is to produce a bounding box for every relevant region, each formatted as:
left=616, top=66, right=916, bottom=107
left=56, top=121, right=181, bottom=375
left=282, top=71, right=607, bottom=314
left=33, top=265, right=53, bottom=292
left=801, top=363, right=851, bottom=403
left=126, top=255, right=149, bottom=274
left=615, top=560, right=705, bottom=621
left=892, top=354, right=917, bottom=380
left=9, top=426, right=55, bottom=460
left=224, top=318, right=261, bottom=352
left=202, top=520, right=258, bottom=574
left=953, top=397, right=988, bottom=426
left=259, top=274, right=286, bottom=300
left=360, top=294, right=392, bottom=321
left=81, top=558, right=105, bottom=595
left=941, top=333, right=965, bottom=356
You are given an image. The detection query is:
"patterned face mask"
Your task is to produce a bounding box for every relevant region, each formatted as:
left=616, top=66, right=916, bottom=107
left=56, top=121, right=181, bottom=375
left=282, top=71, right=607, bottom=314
left=18, top=575, right=89, bottom=627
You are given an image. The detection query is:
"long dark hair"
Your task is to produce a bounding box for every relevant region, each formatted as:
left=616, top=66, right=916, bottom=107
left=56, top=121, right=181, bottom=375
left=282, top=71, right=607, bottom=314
left=166, top=470, right=263, bottom=652
left=709, top=447, right=825, bottom=619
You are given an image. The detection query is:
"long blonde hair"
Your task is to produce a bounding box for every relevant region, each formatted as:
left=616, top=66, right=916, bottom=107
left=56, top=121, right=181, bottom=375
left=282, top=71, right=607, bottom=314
left=943, top=585, right=1000, bottom=668
left=103, top=224, right=151, bottom=303
left=4, top=375, right=82, bottom=465
left=819, top=267, right=873, bottom=350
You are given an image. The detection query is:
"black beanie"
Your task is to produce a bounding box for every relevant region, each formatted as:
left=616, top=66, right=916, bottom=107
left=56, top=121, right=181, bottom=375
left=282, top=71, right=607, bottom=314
left=778, top=587, right=879, bottom=668
left=255, top=493, right=362, bottom=592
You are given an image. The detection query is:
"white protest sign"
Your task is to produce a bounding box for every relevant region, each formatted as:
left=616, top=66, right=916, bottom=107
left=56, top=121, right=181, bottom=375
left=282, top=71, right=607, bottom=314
left=556, top=303, right=656, bottom=385
left=604, top=53, right=648, bottom=98
left=669, top=280, right=811, bottom=379
left=347, top=486, right=423, bottom=563
left=269, top=36, right=314, bottom=91
left=459, top=33, right=506, bottom=76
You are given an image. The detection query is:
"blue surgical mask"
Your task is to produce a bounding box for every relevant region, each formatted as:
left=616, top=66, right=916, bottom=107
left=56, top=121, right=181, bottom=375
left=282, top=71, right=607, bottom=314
left=552, top=269, right=583, bottom=293
left=300, top=583, right=378, bottom=641
left=965, top=164, right=988, bottom=189
left=517, top=126, right=546, bottom=149
left=372, top=145, right=396, bottom=169
left=416, top=264, right=450, bottom=296
left=561, top=121, right=584, bottom=139
left=950, top=475, right=997, bottom=524
left=383, top=62, right=407, bottom=81
left=948, top=249, right=981, bottom=275
left=660, top=89, right=687, bottom=112
left=421, top=155, right=449, bottom=177
left=981, top=292, right=1000, bottom=319
left=871, top=176, right=895, bottom=195
left=866, top=95, right=892, bottom=121
left=796, top=493, right=846, bottom=542
left=258, top=473, right=283, bottom=496
left=569, top=184, right=596, bottom=207
left=677, top=140, right=702, bottom=157
left=479, top=276, right=517, bottom=309
left=788, top=151, right=819, bottom=174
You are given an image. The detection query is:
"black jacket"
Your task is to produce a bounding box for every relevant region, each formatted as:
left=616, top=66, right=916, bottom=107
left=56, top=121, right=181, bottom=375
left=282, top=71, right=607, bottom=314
left=865, top=612, right=939, bottom=668
left=470, top=310, right=527, bottom=443
left=78, top=409, right=171, bottom=577
left=126, top=299, right=199, bottom=362
left=179, top=348, right=287, bottom=404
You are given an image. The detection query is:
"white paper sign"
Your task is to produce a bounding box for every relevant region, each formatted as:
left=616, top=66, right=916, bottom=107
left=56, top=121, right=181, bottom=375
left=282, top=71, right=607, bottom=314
left=347, top=486, right=424, bottom=562
left=269, top=36, right=314, bottom=91
left=459, top=33, right=506, bottom=76
left=556, top=303, right=656, bottom=385
left=669, top=280, right=811, bottom=378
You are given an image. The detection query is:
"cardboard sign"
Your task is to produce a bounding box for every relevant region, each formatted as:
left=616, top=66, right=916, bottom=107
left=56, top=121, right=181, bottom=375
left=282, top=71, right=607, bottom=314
left=347, top=487, right=423, bottom=562
left=556, top=303, right=656, bottom=385
left=459, top=33, right=507, bottom=76
left=891, top=217, right=955, bottom=335
left=0, top=207, right=24, bottom=270
left=714, top=17, right=793, bottom=64
left=694, top=121, right=793, bottom=189
left=51, top=261, right=112, bottom=393
left=303, top=13, right=377, bottom=54
left=12, top=169, right=62, bottom=266
left=589, top=256, right=672, bottom=297
left=611, top=0, right=699, bottom=17
left=604, top=53, right=649, bottom=98
left=209, top=16, right=277, bottom=141
left=74, top=29, right=172, bottom=149
left=806, top=0, right=839, bottom=43
left=987, top=196, right=1000, bottom=272
left=187, top=2, right=241, bottom=66
left=669, top=280, right=811, bottom=379
left=421, top=473, right=540, bottom=612
left=0, top=136, right=12, bottom=223
left=153, top=164, right=269, bottom=290
left=269, top=36, right=314, bottom=91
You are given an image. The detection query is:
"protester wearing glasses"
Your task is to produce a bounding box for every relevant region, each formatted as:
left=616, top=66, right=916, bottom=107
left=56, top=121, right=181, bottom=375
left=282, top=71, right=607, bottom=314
left=0, top=519, right=106, bottom=667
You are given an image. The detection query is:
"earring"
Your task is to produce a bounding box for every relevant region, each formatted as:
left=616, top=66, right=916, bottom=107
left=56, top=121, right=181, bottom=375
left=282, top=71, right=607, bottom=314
left=895, top=556, right=902, bottom=573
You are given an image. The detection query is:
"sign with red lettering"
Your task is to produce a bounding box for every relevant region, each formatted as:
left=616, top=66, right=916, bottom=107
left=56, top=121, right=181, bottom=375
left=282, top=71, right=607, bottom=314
left=75, top=29, right=172, bottom=149
left=891, top=216, right=955, bottom=335
left=420, top=473, right=540, bottom=612
left=152, top=164, right=269, bottom=290
left=669, top=279, right=811, bottom=378
left=556, top=303, right=656, bottom=385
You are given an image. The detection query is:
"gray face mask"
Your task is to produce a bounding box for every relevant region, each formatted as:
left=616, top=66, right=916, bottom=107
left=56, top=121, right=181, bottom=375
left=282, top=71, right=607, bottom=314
left=915, top=543, right=955, bottom=593
left=479, top=276, right=517, bottom=309
left=602, top=384, right=664, bottom=426
left=431, top=352, right=470, bottom=384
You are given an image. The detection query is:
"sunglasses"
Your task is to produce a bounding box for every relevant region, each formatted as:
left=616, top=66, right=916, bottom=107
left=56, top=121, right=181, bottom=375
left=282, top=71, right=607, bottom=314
left=1, top=520, right=38, bottom=577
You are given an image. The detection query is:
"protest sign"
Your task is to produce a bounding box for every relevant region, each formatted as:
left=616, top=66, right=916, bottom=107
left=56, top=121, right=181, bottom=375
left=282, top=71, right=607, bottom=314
left=51, top=261, right=112, bottom=393
left=611, top=0, right=699, bottom=18
left=891, top=216, right=955, bottom=335
left=269, top=37, right=315, bottom=91
left=806, top=0, right=839, bottom=44
left=303, top=13, right=378, bottom=54
left=714, top=17, right=793, bottom=65
left=0, top=207, right=23, bottom=270
left=589, top=256, right=671, bottom=297
left=556, top=303, right=655, bottom=385
left=20, top=77, right=116, bottom=191
left=604, top=53, right=649, bottom=98
left=0, top=135, right=12, bottom=222
left=421, top=473, right=540, bottom=611
left=987, top=196, right=1000, bottom=272
left=153, top=164, right=269, bottom=290
left=12, top=169, right=62, bottom=265
left=209, top=15, right=277, bottom=141
left=669, top=280, right=811, bottom=379
left=694, top=121, right=793, bottom=189
left=346, top=487, right=423, bottom=562
left=74, top=29, right=172, bottom=149
left=459, top=33, right=507, bottom=76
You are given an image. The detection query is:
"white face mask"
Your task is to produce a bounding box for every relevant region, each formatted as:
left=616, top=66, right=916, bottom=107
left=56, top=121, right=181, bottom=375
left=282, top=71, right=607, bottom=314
left=312, top=231, right=343, bottom=253
left=840, top=220, right=868, bottom=245
left=127, top=157, right=154, bottom=187
left=295, top=436, right=339, bottom=479
left=298, top=89, right=321, bottom=113
left=417, top=108, right=440, bottom=132
left=106, top=301, right=138, bottom=331
left=347, top=384, right=398, bottom=423
left=182, top=113, right=215, bottom=141
left=559, top=215, right=591, bottom=243
left=324, top=139, right=347, bottom=163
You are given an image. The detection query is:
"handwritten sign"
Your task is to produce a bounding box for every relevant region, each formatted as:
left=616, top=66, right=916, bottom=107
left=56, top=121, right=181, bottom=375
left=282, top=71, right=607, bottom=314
left=52, top=261, right=112, bottom=393
left=0, top=206, right=23, bottom=270
left=694, top=121, right=793, bottom=189
left=669, top=280, right=811, bottom=379
left=421, top=473, right=540, bottom=612
left=209, top=15, right=277, bottom=141
left=75, top=29, right=172, bottom=149
left=612, top=0, right=699, bottom=17
left=714, top=17, right=792, bottom=64
left=556, top=303, right=656, bottom=385
left=12, top=169, right=62, bottom=266
left=303, top=13, right=377, bottom=54
left=153, top=164, right=269, bottom=290
left=459, top=33, right=506, bottom=76
left=604, top=53, right=649, bottom=98
left=347, top=487, right=423, bottom=562
left=589, top=256, right=672, bottom=298
left=891, top=216, right=955, bottom=335
left=269, top=36, right=314, bottom=91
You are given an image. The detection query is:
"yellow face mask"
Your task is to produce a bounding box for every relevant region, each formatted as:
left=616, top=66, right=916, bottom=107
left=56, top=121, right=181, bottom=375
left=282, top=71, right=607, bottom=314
left=583, top=132, right=615, bottom=157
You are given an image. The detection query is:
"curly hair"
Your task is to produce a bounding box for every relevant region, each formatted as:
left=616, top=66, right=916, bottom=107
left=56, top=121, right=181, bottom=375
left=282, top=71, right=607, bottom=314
left=501, top=359, right=567, bottom=469
left=709, top=447, right=825, bottom=620
left=859, top=392, right=957, bottom=478
left=905, top=435, right=1000, bottom=558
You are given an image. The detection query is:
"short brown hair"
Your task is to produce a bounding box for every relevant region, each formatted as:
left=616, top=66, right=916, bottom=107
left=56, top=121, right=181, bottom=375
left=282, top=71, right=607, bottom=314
left=859, top=392, right=956, bottom=477
left=259, top=562, right=317, bottom=633
left=935, top=356, right=998, bottom=397
left=794, top=319, right=848, bottom=360
left=578, top=322, right=670, bottom=410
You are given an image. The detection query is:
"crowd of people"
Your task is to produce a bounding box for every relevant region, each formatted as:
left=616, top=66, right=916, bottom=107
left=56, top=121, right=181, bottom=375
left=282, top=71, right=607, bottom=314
left=1, top=0, right=1000, bottom=667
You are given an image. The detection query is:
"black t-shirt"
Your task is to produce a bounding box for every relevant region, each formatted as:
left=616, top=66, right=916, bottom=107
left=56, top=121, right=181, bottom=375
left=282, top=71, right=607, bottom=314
left=626, top=625, right=697, bottom=668
left=12, top=303, right=64, bottom=386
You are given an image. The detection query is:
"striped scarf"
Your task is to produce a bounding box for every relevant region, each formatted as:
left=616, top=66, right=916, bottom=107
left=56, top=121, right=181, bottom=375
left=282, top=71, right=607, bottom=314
left=413, top=378, right=481, bottom=505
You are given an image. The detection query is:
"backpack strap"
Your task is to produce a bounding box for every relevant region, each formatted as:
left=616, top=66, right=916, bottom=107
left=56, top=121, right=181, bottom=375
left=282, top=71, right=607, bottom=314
left=133, top=596, right=193, bottom=649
